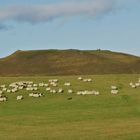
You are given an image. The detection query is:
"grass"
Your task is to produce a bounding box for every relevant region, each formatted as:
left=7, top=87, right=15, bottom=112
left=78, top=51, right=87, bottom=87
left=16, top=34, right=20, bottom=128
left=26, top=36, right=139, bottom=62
left=0, top=74, right=140, bottom=139
left=0, top=49, right=140, bottom=76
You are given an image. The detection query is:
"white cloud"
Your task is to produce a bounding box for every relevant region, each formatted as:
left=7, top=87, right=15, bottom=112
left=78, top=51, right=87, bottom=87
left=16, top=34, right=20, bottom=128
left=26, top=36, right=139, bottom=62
left=0, top=0, right=115, bottom=24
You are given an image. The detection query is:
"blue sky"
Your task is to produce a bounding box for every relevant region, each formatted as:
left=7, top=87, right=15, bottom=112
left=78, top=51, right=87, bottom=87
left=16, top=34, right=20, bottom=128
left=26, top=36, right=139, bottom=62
left=0, top=0, right=140, bottom=57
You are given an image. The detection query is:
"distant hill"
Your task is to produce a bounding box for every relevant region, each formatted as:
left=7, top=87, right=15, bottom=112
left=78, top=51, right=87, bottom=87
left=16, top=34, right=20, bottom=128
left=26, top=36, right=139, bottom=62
left=0, top=49, right=140, bottom=76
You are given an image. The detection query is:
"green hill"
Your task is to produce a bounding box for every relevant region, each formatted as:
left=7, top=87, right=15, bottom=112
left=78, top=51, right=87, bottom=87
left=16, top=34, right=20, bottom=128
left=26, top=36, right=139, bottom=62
left=0, top=49, right=140, bottom=76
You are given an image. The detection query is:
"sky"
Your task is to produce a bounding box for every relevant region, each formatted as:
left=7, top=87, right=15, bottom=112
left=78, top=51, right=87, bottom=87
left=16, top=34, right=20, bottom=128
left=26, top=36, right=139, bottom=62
left=0, top=0, right=140, bottom=58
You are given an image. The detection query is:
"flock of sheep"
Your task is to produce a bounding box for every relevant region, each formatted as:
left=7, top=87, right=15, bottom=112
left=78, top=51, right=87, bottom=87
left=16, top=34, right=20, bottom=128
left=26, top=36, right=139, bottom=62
left=129, top=78, right=140, bottom=88
left=0, top=76, right=139, bottom=102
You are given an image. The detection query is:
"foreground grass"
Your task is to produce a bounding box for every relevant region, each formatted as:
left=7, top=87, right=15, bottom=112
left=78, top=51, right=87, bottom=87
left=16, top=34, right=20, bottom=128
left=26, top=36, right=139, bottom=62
left=0, top=74, right=140, bottom=140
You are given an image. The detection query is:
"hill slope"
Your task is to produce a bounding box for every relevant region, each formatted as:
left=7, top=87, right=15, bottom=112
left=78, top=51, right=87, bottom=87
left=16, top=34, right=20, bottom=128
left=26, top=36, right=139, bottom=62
left=0, top=49, right=140, bottom=76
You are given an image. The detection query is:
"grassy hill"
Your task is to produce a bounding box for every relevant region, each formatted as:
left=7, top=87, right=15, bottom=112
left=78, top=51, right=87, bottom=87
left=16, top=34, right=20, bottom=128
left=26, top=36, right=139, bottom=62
left=0, top=49, right=140, bottom=76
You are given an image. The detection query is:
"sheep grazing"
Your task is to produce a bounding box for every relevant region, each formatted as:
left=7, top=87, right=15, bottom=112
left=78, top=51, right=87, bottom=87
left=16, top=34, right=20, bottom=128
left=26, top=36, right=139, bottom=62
left=54, top=79, right=59, bottom=82
left=111, top=86, right=118, bottom=90
left=64, top=82, right=71, bottom=86
left=27, top=87, right=37, bottom=91
left=26, top=87, right=33, bottom=91
left=58, top=88, right=63, bottom=93
left=35, top=93, right=43, bottom=97
left=48, top=80, right=53, bottom=83
left=9, top=81, right=33, bottom=89
left=51, top=83, right=57, bottom=87
left=49, top=79, right=58, bottom=83
left=18, top=86, right=23, bottom=90
left=87, top=79, right=92, bottom=82
left=33, top=84, right=38, bottom=87
left=138, top=78, right=140, bottom=83
left=44, top=84, right=49, bottom=87
left=129, top=78, right=140, bottom=88
left=2, top=88, right=7, bottom=91
left=78, top=77, right=83, bottom=80
left=29, top=93, right=43, bottom=98
left=83, top=79, right=92, bottom=82
left=135, top=83, right=140, bottom=87
left=32, top=94, right=40, bottom=98
left=111, top=90, right=118, bottom=95
left=94, top=91, right=100, bottom=96
left=111, top=86, right=118, bottom=95
left=46, top=87, right=51, bottom=91
left=129, top=82, right=133, bottom=86
left=11, top=88, right=18, bottom=93
left=83, top=79, right=88, bottom=82
left=68, top=89, right=73, bottom=94
left=27, top=85, right=32, bottom=88
left=33, top=87, right=38, bottom=91
left=7, top=89, right=11, bottom=93
left=0, top=96, right=7, bottom=102
left=0, top=85, right=6, bottom=88
left=39, top=83, right=45, bottom=87
left=50, top=90, right=57, bottom=94
left=29, top=93, right=33, bottom=97
left=16, top=95, right=23, bottom=100
left=131, top=85, right=136, bottom=88
left=129, top=82, right=136, bottom=88
left=77, top=91, right=84, bottom=95
left=77, top=90, right=99, bottom=96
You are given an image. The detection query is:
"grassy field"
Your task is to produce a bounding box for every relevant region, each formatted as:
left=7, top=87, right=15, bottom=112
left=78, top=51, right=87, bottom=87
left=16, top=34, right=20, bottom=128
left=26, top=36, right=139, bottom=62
left=0, top=74, right=140, bottom=140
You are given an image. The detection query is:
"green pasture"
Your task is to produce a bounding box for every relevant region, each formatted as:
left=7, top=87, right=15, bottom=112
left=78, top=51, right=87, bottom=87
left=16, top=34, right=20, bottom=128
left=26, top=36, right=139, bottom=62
left=0, top=74, right=140, bottom=140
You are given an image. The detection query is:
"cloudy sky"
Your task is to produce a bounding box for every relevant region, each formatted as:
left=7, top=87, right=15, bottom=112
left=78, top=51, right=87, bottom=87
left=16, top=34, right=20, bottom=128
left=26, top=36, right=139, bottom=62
left=0, top=0, right=140, bottom=57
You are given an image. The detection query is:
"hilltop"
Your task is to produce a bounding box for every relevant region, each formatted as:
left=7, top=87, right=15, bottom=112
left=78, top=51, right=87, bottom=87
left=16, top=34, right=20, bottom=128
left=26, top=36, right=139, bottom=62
left=0, top=49, right=140, bottom=76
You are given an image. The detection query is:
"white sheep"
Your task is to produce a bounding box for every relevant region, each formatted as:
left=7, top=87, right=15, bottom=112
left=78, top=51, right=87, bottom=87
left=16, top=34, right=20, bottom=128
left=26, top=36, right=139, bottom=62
left=49, top=79, right=58, bottom=83
left=46, top=87, right=51, bottom=91
left=52, top=83, right=57, bottom=87
left=39, top=83, right=44, bottom=87
left=111, top=86, right=118, bottom=90
left=87, top=79, right=92, bottom=82
left=2, top=88, right=7, bottom=91
left=0, top=96, right=7, bottom=102
left=131, top=85, right=136, bottom=88
left=18, top=86, right=23, bottom=90
left=58, top=88, right=63, bottom=93
left=44, top=84, right=49, bottom=87
left=68, top=89, right=73, bottom=94
left=12, top=88, right=18, bottom=93
left=33, top=87, right=38, bottom=91
left=129, top=82, right=133, bottom=86
left=135, top=83, right=140, bottom=87
left=83, top=79, right=92, bottom=82
left=33, top=93, right=43, bottom=97
left=64, top=82, right=71, bottom=86
left=29, top=93, right=43, bottom=97
left=29, top=93, right=34, bottom=97
left=33, top=84, right=38, bottom=87
left=17, top=95, right=23, bottom=100
left=111, top=90, right=118, bottom=95
left=0, top=85, right=6, bottom=88
left=77, top=90, right=99, bottom=96
left=27, top=85, right=32, bottom=88
left=137, top=78, right=140, bottom=83
left=7, top=89, right=11, bottom=93
left=78, top=77, right=83, bottom=80
left=94, top=91, right=100, bottom=96
left=50, top=90, right=57, bottom=94
left=32, top=94, right=40, bottom=98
